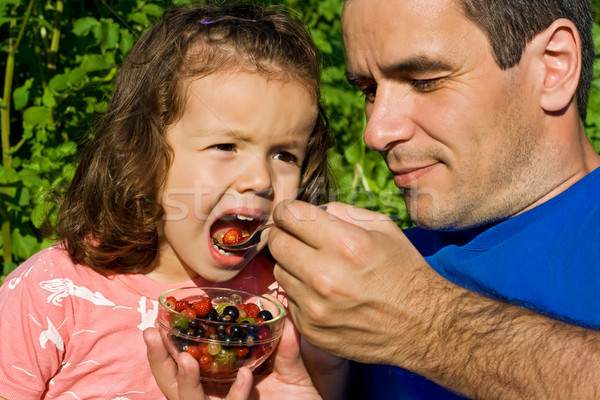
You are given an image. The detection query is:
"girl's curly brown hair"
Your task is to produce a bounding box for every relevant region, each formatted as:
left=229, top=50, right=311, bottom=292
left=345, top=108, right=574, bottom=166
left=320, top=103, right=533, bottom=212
left=55, top=2, right=333, bottom=275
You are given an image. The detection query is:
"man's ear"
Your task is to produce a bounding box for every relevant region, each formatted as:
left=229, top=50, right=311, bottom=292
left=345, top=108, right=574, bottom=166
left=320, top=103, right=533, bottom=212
left=532, top=19, right=581, bottom=113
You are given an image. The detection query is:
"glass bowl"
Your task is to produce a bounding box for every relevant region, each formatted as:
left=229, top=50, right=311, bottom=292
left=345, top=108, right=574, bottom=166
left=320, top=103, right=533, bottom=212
left=156, top=287, right=286, bottom=383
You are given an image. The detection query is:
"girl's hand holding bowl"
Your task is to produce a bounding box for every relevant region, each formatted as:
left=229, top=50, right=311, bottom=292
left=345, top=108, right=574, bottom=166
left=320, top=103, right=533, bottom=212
left=156, top=287, right=286, bottom=384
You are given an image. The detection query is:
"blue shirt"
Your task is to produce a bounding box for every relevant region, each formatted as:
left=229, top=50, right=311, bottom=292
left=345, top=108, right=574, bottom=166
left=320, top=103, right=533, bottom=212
left=354, top=167, right=600, bottom=399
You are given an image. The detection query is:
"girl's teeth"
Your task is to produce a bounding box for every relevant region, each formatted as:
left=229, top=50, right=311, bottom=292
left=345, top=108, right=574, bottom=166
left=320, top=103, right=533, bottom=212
left=213, top=244, right=233, bottom=256
left=237, top=215, right=254, bottom=221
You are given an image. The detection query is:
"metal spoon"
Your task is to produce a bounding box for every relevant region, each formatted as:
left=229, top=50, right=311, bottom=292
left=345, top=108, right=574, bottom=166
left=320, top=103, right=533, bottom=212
left=212, top=223, right=275, bottom=252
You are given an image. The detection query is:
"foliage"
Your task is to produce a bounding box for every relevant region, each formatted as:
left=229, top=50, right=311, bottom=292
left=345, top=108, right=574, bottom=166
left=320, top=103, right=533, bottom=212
left=1, top=0, right=600, bottom=284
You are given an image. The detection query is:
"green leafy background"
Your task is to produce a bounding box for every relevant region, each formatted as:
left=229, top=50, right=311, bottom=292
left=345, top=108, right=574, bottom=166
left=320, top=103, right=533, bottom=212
left=1, top=0, right=600, bottom=283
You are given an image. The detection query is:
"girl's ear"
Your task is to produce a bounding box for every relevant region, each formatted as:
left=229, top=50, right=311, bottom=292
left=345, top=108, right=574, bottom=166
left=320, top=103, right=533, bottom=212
left=531, top=19, right=581, bottom=113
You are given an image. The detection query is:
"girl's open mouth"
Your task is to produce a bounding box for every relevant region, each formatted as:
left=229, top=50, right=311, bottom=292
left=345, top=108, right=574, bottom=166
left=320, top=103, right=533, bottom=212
left=210, top=214, right=266, bottom=255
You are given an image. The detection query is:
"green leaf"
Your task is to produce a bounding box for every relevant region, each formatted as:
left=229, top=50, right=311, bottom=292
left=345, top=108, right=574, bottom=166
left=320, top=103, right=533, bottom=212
left=101, top=19, right=120, bottom=49
left=11, top=229, right=39, bottom=260
left=48, top=73, right=69, bottom=93
left=141, top=4, right=164, bottom=16
left=81, top=53, right=110, bottom=72
left=72, top=16, right=98, bottom=36
left=18, top=168, right=40, bottom=187
left=310, top=29, right=333, bottom=54
left=68, top=67, right=86, bottom=86
left=0, top=166, right=19, bottom=184
left=22, top=106, right=51, bottom=127
left=42, top=88, right=57, bottom=108
left=128, top=11, right=149, bottom=25
left=12, top=77, right=34, bottom=111
left=18, top=187, right=31, bottom=206
left=2, top=261, right=18, bottom=281
left=119, top=29, right=135, bottom=55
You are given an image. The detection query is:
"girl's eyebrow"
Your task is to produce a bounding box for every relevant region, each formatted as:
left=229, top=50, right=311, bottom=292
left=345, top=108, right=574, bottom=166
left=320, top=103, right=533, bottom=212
left=190, top=128, right=252, bottom=141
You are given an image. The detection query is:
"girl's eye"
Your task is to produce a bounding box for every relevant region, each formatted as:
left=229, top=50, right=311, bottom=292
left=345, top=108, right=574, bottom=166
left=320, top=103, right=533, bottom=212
left=210, top=143, right=236, bottom=152
left=273, top=151, right=297, bottom=164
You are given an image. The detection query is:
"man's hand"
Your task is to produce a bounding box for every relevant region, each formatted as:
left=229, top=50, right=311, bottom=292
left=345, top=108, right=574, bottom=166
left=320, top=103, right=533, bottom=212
left=268, top=200, right=440, bottom=368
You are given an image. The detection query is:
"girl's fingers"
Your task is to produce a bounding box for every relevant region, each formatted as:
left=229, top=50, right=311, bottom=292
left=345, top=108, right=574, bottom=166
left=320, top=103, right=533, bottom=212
left=144, top=327, right=179, bottom=399
left=225, top=368, right=253, bottom=400
left=175, top=352, right=206, bottom=400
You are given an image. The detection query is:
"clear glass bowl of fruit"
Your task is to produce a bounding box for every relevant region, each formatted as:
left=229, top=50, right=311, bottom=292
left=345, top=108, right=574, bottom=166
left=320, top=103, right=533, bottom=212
left=156, top=287, right=286, bottom=383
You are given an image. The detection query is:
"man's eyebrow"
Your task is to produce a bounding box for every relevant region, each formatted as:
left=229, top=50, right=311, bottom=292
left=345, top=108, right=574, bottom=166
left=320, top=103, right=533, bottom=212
left=346, top=56, right=454, bottom=86
left=345, top=71, right=370, bottom=88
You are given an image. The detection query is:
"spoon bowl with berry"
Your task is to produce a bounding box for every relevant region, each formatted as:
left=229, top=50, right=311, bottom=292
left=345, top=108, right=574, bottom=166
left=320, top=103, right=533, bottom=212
left=156, top=287, right=285, bottom=384
left=212, top=223, right=275, bottom=252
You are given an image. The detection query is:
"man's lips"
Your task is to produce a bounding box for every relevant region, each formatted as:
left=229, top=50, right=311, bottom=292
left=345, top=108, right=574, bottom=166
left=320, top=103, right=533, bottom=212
left=392, top=163, right=439, bottom=188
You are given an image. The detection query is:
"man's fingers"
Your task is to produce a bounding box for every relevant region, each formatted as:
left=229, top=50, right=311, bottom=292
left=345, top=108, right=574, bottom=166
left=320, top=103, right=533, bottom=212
left=321, top=201, right=399, bottom=232
left=271, top=200, right=334, bottom=249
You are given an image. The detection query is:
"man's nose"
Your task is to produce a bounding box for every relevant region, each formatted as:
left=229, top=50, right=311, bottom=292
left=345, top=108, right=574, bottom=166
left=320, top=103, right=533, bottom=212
left=363, top=86, right=416, bottom=152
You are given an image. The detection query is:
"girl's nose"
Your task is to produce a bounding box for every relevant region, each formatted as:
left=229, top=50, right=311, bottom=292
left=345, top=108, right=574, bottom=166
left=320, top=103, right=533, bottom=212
left=235, top=155, right=273, bottom=198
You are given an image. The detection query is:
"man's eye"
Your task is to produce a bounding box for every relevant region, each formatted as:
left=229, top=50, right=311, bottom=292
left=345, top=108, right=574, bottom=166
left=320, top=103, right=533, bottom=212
left=273, top=152, right=297, bottom=163
left=411, top=78, right=442, bottom=92
left=360, top=85, right=377, bottom=102
left=210, top=143, right=236, bottom=152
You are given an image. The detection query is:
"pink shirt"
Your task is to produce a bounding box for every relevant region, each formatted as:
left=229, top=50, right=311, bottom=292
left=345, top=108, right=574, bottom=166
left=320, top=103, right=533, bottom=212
left=0, top=244, right=281, bottom=399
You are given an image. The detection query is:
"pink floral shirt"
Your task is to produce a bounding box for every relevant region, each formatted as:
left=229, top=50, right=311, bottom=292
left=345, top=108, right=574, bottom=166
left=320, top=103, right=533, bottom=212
left=0, top=244, right=281, bottom=399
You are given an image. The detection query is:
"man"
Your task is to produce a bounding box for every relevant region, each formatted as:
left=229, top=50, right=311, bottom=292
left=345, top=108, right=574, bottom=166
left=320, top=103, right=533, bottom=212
left=268, top=0, right=600, bottom=398
left=146, top=0, right=600, bottom=398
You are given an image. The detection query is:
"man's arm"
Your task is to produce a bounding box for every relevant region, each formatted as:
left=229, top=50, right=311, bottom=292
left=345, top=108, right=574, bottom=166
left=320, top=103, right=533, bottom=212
left=405, top=267, right=600, bottom=399
left=269, top=200, right=600, bottom=399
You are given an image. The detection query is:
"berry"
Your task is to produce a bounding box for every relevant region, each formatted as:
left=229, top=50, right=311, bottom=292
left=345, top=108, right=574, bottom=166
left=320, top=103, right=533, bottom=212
left=192, top=297, right=213, bottom=317
left=164, top=296, right=176, bottom=310
left=235, top=347, right=250, bottom=359
left=257, top=310, right=273, bottom=321
left=193, top=324, right=205, bottom=338
left=181, top=308, right=196, bottom=319
left=186, top=345, right=201, bottom=359
left=204, top=308, right=219, bottom=321
left=215, top=348, right=237, bottom=368
left=199, top=354, right=213, bottom=370
left=257, top=326, right=271, bottom=341
left=222, top=228, right=243, bottom=244
left=220, top=305, right=239, bottom=322
left=244, top=303, right=260, bottom=318
left=228, top=325, right=245, bottom=339
left=175, top=300, right=190, bottom=312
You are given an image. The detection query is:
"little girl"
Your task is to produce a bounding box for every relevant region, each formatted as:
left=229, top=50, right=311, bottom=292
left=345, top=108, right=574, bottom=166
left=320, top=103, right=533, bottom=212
left=0, top=3, right=333, bottom=399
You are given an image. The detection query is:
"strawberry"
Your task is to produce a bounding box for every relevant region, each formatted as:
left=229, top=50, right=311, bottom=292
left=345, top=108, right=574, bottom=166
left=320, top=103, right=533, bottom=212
left=175, top=300, right=190, bottom=312
left=192, top=297, right=213, bottom=317
left=244, top=303, right=260, bottom=318
left=222, top=228, right=243, bottom=244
